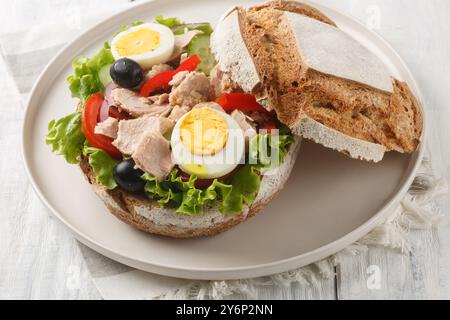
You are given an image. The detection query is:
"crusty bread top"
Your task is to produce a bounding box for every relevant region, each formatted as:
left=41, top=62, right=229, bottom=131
left=212, top=1, right=423, bottom=162
left=211, top=7, right=261, bottom=94
left=253, top=0, right=337, bottom=26
left=286, top=12, right=393, bottom=93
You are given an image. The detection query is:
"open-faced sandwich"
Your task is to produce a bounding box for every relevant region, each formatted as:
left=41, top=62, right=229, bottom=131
left=46, top=1, right=423, bottom=238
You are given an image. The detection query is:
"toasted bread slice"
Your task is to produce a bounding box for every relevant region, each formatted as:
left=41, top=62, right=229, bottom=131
left=80, top=137, right=301, bottom=238
left=212, top=1, right=423, bottom=162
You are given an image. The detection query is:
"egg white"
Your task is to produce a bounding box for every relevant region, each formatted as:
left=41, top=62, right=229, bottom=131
left=171, top=108, right=245, bottom=179
left=111, top=23, right=175, bottom=69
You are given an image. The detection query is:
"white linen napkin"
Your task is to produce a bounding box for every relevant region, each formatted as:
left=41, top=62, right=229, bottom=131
left=2, top=6, right=447, bottom=300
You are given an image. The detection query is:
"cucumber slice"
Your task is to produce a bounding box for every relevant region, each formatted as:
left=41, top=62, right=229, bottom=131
left=187, top=35, right=216, bottom=76
left=98, top=64, right=112, bottom=87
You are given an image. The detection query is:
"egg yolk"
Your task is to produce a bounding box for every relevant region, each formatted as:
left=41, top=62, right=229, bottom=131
left=180, top=108, right=229, bottom=156
left=114, top=28, right=160, bottom=57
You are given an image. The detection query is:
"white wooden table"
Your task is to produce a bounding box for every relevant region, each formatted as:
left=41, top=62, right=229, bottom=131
left=0, top=0, right=449, bottom=300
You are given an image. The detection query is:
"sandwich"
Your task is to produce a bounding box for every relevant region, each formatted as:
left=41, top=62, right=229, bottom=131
left=46, top=1, right=423, bottom=238
left=46, top=16, right=300, bottom=238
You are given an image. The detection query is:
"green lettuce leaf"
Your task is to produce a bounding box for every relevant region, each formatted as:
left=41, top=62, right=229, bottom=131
left=172, top=23, right=213, bottom=36
left=46, top=112, right=85, bottom=164
left=187, top=34, right=216, bottom=75
left=216, top=166, right=261, bottom=215
left=155, top=15, right=213, bottom=36
left=67, top=42, right=115, bottom=103
left=141, top=165, right=261, bottom=216
left=114, top=21, right=144, bottom=36
left=83, top=145, right=118, bottom=190
left=155, top=16, right=216, bottom=75
left=249, top=134, right=294, bottom=169
left=155, top=16, right=183, bottom=29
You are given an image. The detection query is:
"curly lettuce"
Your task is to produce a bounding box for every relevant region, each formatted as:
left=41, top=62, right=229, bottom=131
left=48, top=42, right=116, bottom=164
left=83, top=145, right=118, bottom=190
left=67, top=42, right=115, bottom=103
left=46, top=112, right=85, bottom=164
left=142, top=165, right=261, bottom=216
left=155, top=16, right=184, bottom=29
left=249, top=134, right=294, bottom=169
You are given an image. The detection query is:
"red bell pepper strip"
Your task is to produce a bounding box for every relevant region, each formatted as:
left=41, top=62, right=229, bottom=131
left=176, top=54, right=201, bottom=73
left=139, top=55, right=201, bottom=97
left=216, top=93, right=269, bottom=113
left=82, top=93, right=122, bottom=159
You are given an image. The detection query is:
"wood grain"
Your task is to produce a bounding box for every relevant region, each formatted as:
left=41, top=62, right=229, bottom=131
left=0, top=0, right=448, bottom=300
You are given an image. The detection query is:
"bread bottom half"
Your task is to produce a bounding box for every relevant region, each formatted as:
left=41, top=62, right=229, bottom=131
left=80, top=137, right=302, bottom=238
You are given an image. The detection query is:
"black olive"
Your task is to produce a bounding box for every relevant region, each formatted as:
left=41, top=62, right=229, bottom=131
left=113, top=159, right=146, bottom=193
left=110, top=58, right=144, bottom=89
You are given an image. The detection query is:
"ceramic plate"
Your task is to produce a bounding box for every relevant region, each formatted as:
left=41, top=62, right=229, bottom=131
left=22, top=0, right=426, bottom=280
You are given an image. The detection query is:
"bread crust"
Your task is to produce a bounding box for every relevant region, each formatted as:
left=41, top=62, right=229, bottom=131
left=80, top=137, right=301, bottom=238
left=253, top=0, right=337, bottom=26
left=215, top=1, right=423, bottom=162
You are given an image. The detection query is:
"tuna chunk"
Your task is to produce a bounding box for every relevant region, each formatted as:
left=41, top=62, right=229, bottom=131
left=168, top=105, right=189, bottom=122
left=94, top=117, right=118, bottom=139
left=132, top=130, right=174, bottom=181
left=169, top=71, right=189, bottom=87
left=169, top=72, right=212, bottom=108
left=111, top=88, right=171, bottom=117
left=112, top=116, right=174, bottom=155
left=146, top=64, right=173, bottom=80
left=148, top=93, right=170, bottom=105
left=210, top=65, right=238, bottom=97
left=231, top=110, right=257, bottom=143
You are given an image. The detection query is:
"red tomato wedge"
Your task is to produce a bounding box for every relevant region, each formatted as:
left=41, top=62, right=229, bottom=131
left=216, top=93, right=269, bottom=113
left=140, top=55, right=201, bottom=97
left=82, top=93, right=122, bottom=159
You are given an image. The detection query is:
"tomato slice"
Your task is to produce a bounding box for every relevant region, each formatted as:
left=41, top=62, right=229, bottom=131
left=216, top=93, right=269, bottom=113
left=82, top=93, right=122, bottom=159
left=139, top=55, right=201, bottom=97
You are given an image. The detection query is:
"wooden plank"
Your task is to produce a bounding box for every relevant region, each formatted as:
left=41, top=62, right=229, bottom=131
left=337, top=229, right=443, bottom=300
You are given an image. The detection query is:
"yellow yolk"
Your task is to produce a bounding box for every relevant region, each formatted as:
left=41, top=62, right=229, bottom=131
left=114, top=28, right=160, bottom=57
left=180, top=108, right=229, bottom=156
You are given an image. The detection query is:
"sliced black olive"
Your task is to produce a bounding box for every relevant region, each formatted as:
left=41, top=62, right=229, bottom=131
left=113, top=159, right=146, bottom=193
left=110, top=58, right=144, bottom=89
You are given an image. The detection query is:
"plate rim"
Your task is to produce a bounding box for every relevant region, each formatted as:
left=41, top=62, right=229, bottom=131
left=21, top=0, right=427, bottom=280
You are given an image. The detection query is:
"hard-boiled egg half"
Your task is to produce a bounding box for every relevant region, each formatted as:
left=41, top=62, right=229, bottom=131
left=171, top=107, right=245, bottom=179
left=111, top=23, right=175, bottom=69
